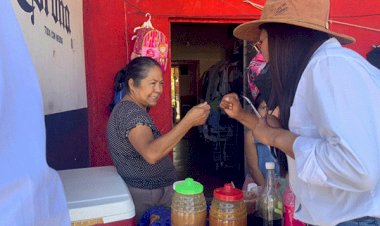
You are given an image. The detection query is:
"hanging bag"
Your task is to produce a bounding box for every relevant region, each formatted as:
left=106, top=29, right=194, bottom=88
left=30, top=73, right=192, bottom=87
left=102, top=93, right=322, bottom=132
left=131, top=14, right=168, bottom=71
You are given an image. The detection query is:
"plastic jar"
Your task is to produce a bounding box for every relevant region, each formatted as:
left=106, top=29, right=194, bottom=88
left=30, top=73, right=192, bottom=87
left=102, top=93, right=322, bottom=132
left=209, top=183, right=247, bottom=226
left=171, top=178, right=207, bottom=226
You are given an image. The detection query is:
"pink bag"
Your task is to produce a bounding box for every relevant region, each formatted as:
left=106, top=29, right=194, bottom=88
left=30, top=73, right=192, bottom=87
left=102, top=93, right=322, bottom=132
left=131, top=27, right=168, bottom=71
left=283, top=186, right=305, bottom=226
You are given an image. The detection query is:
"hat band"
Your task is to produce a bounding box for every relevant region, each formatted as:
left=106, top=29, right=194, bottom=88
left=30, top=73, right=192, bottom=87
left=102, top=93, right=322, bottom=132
left=260, top=17, right=329, bottom=30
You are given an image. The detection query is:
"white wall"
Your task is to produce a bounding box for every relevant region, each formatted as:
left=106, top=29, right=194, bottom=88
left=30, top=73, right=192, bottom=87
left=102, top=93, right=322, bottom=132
left=12, top=0, right=86, bottom=115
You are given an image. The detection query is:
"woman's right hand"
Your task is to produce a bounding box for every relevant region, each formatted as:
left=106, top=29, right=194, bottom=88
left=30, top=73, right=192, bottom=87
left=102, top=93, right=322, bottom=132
left=219, top=93, right=243, bottom=120
left=184, top=102, right=211, bottom=127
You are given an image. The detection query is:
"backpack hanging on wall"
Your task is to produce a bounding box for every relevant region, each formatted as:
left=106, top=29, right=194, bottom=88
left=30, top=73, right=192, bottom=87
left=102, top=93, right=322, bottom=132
left=131, top=13, right=168, bottom=71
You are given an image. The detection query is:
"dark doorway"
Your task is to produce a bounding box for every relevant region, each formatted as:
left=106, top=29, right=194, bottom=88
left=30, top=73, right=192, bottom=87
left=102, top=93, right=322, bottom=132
left=170, top=22, right=246, bottom=199
left=171, top=60, right=199, bottom=123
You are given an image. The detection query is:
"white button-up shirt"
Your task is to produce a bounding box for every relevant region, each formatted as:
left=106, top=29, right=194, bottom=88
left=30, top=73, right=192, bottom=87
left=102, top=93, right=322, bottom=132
left=288, top=38, right=380, bottom=226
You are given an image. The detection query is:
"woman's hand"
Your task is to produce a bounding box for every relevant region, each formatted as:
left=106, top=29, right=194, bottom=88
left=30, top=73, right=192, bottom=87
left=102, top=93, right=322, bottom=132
left=183, top=102, right=211, bottom=127
left=219, top=93, right=244, bottom=120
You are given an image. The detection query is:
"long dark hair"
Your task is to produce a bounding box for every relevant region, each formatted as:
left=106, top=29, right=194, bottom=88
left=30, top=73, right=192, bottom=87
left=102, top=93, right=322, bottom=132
left=261, top=23, right=329, bottom=128
left=254, top=93, right=265, bottom=110
left=260, top=23, right=329, bottom=173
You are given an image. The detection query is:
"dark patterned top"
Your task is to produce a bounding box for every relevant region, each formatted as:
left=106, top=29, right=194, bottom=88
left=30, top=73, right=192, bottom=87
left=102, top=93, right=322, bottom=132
left=107, top=100, right=176, bottom=189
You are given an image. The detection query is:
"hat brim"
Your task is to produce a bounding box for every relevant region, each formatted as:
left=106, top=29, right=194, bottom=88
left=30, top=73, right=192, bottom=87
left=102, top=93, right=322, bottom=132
left=233, top=19, right=355, bottom=45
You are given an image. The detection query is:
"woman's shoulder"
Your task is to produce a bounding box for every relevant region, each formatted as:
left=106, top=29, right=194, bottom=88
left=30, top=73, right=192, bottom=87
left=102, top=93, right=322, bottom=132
left=111, top=101, right=150, bottom=125
left=115, top=100, right=146, bottom=115
left=310, top=38, right=366, bottom=67
left=118, top=100, right=140, bottom=109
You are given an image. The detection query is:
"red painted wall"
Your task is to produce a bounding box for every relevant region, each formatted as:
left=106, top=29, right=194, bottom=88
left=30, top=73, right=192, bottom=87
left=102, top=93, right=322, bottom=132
left=330, top=1, right=380, bottom=55
left=84, top=0, right=380, bottom=166
left=83, top=0, right=128, bottom=166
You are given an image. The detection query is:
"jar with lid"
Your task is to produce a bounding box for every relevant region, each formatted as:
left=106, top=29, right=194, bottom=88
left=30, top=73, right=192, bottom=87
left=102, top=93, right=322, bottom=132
left=171, top=178, right=206, bottom=226
left=209, top=183, right=247, bottom=226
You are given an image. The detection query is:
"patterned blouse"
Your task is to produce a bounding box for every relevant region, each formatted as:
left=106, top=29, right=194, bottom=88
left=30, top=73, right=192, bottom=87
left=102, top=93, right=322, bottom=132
left=107, top=100, right=177, bottom=189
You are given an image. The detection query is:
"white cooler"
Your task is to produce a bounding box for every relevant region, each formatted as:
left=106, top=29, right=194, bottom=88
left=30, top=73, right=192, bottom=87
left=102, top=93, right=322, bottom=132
left=58, top=166, right=136, bottom=226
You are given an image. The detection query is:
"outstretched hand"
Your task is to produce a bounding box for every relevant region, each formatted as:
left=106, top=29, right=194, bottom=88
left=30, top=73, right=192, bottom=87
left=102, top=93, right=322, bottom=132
left=219, top=93, right=243, bottom=120
left=184, top=102, right=211, bottom=127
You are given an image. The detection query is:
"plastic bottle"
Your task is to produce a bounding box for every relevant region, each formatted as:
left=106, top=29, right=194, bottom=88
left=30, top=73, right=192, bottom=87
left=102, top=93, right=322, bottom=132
left=171, top=178, right=206, bottom=226
left=256, top=162, right=283, bottom=226
left=209, top=183, right=247, bottom=226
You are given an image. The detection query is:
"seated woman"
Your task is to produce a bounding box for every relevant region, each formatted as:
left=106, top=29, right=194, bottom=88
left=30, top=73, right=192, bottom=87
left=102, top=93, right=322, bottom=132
left=106, top=56, right=210, bottom=222
left=244, top=94, right=280, bottom=186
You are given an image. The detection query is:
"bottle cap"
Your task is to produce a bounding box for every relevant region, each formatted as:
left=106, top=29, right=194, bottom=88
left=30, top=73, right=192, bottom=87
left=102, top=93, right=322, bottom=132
left=174, top=178, right=203, bottom=195
left=265, top=162, right=275, bottom=169
left=213, top=183, right=243, bottom=201
left=247, top=182, right=258, bottom=192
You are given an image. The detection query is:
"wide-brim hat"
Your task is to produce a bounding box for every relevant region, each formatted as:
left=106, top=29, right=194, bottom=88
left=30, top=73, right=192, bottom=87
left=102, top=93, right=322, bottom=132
left=234, top=0, right=355, bottom=45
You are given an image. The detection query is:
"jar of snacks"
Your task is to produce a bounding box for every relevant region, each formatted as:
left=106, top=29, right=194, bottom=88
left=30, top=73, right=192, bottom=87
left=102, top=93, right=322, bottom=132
left=171, top=178, right=206, bottom=226
left=209, top=183, right=247, bottom=226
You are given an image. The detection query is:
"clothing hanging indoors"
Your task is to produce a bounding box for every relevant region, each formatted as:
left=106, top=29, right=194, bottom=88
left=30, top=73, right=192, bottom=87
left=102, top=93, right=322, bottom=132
left=170, top=23, right=247, bottom=199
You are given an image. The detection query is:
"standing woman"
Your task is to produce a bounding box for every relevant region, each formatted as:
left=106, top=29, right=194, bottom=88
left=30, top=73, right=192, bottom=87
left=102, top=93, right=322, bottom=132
left=220, top=0, right=380, bottom=225
left=107, top=56, right=210, bottom=222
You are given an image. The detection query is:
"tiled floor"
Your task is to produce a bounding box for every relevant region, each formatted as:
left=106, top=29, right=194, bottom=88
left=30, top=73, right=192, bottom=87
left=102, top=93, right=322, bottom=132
left=173, top=127, right=245, bottom=201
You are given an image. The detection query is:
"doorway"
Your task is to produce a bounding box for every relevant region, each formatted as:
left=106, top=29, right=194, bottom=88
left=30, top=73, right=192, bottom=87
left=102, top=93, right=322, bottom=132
left=171, top=60, right=199, bottom=124
left=170, top=22, right=248, bottom=198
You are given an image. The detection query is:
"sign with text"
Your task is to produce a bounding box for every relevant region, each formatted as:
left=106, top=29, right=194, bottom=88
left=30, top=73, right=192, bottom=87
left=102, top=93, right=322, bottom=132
left=12, top=0, right=87, bottom=115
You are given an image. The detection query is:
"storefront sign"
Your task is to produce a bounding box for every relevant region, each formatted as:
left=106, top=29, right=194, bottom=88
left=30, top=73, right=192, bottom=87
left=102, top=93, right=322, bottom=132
left=16, top=0, right=71, bottom=45
left=12, top=0, right=87, bottom=115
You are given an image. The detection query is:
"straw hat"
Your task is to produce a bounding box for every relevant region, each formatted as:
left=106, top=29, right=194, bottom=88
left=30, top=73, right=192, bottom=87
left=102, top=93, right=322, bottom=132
left=234, top=0, right=355, bottom=45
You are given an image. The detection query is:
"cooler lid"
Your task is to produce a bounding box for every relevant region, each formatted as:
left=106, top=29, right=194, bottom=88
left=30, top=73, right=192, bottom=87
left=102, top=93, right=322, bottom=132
left=58, top=166, right=135, bottom=222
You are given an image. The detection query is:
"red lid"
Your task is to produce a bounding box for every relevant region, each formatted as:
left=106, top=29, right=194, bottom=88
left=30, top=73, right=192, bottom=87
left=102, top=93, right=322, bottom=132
left=213, top=183, right=243, bottom=201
